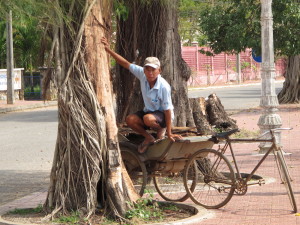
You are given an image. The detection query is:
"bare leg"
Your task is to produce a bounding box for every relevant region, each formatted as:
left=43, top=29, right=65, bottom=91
left=143, top=114, right=166, bottom=139
left=125, top=114, right=155, bottom=144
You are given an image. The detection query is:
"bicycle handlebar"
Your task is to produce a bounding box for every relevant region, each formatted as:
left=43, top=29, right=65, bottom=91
left=259, top=127, right=293, bottom=138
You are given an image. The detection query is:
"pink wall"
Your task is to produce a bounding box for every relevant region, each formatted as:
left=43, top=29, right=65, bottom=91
left=182, top=46, right=286, bottom=87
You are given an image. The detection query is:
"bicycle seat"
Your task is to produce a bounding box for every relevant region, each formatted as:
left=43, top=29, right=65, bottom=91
left=214, top=129, right=240, bottom=139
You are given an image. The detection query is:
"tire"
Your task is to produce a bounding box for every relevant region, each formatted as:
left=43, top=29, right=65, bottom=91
left=121, top=147, right=147, bottom=196
left=276, top=150, right=297, bottom=213
left=153, top=163, right=197, bottom=202
left=184, top=149, right=236, bottom=209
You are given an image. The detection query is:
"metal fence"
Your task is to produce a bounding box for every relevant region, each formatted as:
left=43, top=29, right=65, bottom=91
left=23, top=72, right=41, bottom=99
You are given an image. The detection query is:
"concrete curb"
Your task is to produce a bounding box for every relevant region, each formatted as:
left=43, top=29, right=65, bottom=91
left=0, top=192, right=214, bottom=225
left=188, top=79, right=284, bottom=91
left=152, top=202, right=214, bottom=225
left=0, top=101, right=57, bottom=114
left=0, top=192, right=46, bottom=225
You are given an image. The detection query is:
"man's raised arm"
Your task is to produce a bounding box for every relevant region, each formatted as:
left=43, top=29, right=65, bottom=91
left=101, top=37, right=130, bottom=70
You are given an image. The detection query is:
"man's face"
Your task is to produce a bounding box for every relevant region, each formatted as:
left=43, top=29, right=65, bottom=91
left=144, top=66, right=161, bottom=83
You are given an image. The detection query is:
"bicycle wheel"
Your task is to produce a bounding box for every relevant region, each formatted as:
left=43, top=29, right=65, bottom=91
left=276, top=150, right=297, bottom=213
left=153, top=163, right=197, bottom=202
left=121, top=147, right=147, bottom=196
left=184, top=149, right=236, bottom=209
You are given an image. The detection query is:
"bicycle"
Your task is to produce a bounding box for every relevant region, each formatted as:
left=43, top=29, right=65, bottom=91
left=183, top=128, right=297, bottom=213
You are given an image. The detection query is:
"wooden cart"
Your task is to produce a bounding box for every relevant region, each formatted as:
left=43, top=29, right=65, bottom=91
left=120, top=134, right=215, bottom=202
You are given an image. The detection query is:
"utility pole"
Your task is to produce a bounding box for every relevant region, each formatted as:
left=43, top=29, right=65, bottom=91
left=258, top=0, right=282, bottom=153
left=6, top=10, right=14, bottom=104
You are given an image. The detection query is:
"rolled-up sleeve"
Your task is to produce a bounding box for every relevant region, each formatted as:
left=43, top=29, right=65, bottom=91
left=129, top=64, right=144, bottom=80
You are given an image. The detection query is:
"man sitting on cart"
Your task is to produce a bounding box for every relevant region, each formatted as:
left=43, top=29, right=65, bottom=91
left=101, top=37, right=182, bottom=153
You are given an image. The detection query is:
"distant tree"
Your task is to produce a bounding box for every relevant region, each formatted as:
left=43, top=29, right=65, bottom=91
left=198, top=0, right=300, bottom=103
left=0, top=22, right=6, bottom=68
left=178, top=0, right=206, bottom=45
left=0, top=0, right=46, bottom=70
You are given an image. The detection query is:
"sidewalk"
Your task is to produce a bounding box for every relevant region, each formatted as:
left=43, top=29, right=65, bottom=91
left=0, top=101, right=299, bottom=224
left=0, top=100, right=57, bottom=114
left=194, top=104, right=300, bottom=225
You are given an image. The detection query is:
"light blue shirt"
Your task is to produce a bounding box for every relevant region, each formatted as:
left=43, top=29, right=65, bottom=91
left=129, top=64, right=174, bottom=119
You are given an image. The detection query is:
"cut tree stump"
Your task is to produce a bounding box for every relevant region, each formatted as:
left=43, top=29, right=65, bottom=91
left=189, top=97, right=213, bottom=135
left=206, top=93, right=238, bottom=130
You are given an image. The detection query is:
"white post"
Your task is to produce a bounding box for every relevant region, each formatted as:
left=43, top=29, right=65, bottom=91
left=236, top=53, right=241, bottom=84
left=258, top=0, right=282, bottom=153
left=6, top=10, right=14, bottom=104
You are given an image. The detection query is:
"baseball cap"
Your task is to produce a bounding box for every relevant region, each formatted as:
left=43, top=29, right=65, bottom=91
left=143, top=57, right=161, bottom=69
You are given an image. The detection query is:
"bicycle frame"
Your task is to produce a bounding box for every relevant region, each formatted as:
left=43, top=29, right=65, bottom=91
left=218, top=129, right=280, bottom=185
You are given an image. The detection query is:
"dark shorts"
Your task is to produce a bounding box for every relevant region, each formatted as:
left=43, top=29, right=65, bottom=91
left=134, top=110, right=166, bottom=128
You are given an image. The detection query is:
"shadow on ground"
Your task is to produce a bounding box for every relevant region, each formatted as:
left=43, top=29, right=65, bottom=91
left=0, top=170, right=49, bottom=206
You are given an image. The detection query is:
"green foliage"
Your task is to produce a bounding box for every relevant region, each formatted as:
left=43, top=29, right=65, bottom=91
left=113, top=0, right=129, bottom=20
left=9, top=205, right=43, bottom=215
left=0, top=0, right=49, bottom=70
left=199, top=0, right=261, bottom=55
left=24, top=85, right=41, bottom=99
left=273, top=1, right=300, bottom=56
left=54, top=211, right=84, bottom=224
left=125, top=189, right=166, bottom=222
left=232, top=128, right=260, bottom=138
left=13, top=17, right=42, bottom=69
left=178, top=0, right=207, bottom=45
left=0, top=21, right=6, bottom=68
left=198, top=0, right=300, bottom=56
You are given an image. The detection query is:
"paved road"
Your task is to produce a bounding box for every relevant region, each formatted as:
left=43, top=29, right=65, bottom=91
left=0, top=81, right=284, bottom=207
left=188, top=81, right=284, bottom=112
left=0, top=106, right=58, bottom=206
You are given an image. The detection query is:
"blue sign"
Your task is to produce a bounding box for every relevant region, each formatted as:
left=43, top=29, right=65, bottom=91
left=252, top=50, right=262, bottom=63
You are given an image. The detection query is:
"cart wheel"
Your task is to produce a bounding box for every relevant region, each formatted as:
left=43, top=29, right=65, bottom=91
left=153, top=163, right=197, bottom=202
left=121, top=146, right=147, bottom=197
left=184, top=149, right=236, bottom=209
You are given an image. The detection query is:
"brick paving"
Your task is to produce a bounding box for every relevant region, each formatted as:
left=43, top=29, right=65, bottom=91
left=195, top=104, right=300, bottom=225
left=0, top=100, right=299, bottom=225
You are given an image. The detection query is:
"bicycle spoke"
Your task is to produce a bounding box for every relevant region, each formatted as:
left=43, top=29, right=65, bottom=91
left=184, top=149, right=236, bottom=209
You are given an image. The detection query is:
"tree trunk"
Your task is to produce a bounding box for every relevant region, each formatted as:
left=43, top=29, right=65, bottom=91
left=43, top=0, right=138, bottom=220
left=277, top=55, right=300, bottom=104
left=206, top=94, right=238, bottom=131
left=114, top=0, right=194, bottom=127
left=189, top=97, right=213, bottom=135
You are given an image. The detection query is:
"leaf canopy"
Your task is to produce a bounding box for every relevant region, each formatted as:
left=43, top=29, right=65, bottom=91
left=198, top=0, right=300, bottom=56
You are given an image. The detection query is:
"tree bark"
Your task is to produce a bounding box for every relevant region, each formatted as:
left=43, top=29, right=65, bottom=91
left=206, top=94, right=238, bottom=131
left=114, top=0, right=194, bottom=127
left=189, top=97, right=213, bottom=135
left=43, top=0, right=138, bottom=220
left=277, top=55, right=300, bottom=104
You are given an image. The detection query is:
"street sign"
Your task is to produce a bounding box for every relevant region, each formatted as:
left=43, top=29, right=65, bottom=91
left=0, top=68, right=23, bottom=90
left=252, top=50, right=262, bottom=63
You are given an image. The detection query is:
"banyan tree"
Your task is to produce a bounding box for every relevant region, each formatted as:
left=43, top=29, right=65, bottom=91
left=43, top=0, right=138, bottom=221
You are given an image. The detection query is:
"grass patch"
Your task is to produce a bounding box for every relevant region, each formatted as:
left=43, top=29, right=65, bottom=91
left=124, top=190, right=182, bottom=224
left=125, top=190, right=163, bottom=222
left=53, top=211, right=84, bottom=224
left=232, top=128, right=260, bottom=138
left=4, top=191, right=193, bottom=224
left=9, top=205, right=43, bottom=215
